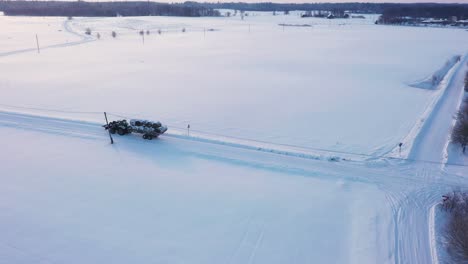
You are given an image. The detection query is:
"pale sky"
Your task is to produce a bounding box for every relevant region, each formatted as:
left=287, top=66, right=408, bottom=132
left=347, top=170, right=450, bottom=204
left=58, top=0, right=468, bottom=3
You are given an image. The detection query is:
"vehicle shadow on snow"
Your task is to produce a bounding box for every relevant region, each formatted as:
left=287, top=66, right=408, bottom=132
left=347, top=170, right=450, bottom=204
left=109, top=133, right=365, bottom=185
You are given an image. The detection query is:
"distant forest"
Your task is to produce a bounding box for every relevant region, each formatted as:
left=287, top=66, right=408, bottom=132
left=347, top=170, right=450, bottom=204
left=0, top=1, right=220, bottom=17
left=200, top=2, right=468, bottom=21
left=377, top=4, right=468, bottom=24
left=0, top=1, right=467, bottom=21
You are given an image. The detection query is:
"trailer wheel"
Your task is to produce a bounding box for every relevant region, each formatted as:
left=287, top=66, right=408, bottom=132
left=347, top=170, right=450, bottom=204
left=147, top=135, right=153, bottom=140
left=117, top=128, right=126, bottom=136
left=143, top=134, right=148, bottom=139
left=109, top=128, right=116, bottom=134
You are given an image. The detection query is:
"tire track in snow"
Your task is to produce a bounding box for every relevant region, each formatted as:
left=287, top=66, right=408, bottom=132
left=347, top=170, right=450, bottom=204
left=247, top=223, right=265, bottom=264
left=224, top=215, right=266, bottom=264
left=225, top=215, right=254, bottom=264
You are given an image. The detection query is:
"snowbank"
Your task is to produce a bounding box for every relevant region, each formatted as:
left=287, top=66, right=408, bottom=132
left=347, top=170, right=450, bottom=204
left=409, top=55, right=461, bottom=90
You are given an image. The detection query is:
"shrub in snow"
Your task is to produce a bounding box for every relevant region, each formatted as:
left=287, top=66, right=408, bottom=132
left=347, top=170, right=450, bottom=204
left=111, top=31, right=117, bottom=38
left=85, top=28, right=92, bottom=35
left=139, top=30, right=144, bottom=36
left=457, top=101, right=468, bottom=123
left=452, top=121, right=468, bottom=152
left=146, top=30, right=150, bottom=35
left=441, top=191, right=468, bottom=262
left=96, top=33, right=101, bottom=39
left=465, top=71, right=468, bottom=92
left=452, top=98, right=468, bottom=153
left=182, top=28, right=186, bottom=33
left=158, top=29, right=162, bottom=35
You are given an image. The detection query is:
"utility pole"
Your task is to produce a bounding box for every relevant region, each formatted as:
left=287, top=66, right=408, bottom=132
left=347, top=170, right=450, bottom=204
left=35, top=34, right=40, bottom=54
left=104, top=112, right=114, bottom=144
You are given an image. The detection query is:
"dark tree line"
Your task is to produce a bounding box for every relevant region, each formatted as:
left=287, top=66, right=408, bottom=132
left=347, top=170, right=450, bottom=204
left=195, top=2, right=386, bottom=13
left=197, top=2, right=468, bottom=17
left=377, top=4, right=468, bottom=24
left=0, top=1, right=466, bottom=20
left=451, top=72, right=468, bottom=153
left=0, top=1, right=220, bottom=17
left=442, top=191, right=468, bottom=262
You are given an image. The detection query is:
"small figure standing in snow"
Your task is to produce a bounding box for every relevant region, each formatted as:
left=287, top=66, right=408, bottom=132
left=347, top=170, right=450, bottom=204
left=398, top=142, right=403, bottom=154
left=187, top=124, right=190, bottom=136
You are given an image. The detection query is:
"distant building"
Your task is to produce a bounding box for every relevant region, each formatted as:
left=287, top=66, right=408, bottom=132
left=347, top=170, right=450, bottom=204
left=455, top=20, right=468, bottom=26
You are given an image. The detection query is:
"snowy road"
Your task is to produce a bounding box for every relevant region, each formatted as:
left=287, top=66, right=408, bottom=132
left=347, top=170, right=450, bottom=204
left=391, top=55, right=468, bottom=264
left=409, top=55, right=468, bottom=164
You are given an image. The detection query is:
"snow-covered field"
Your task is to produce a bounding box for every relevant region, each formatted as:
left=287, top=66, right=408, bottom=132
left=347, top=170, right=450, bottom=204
left=1, top=13, right=467, bottom=155
left=0, top=112, right=396, bottom=264
left=0, top=11, right=467, bottom=264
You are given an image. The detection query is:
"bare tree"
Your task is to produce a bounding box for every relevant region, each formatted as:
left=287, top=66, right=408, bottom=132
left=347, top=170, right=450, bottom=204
left=452, top=121, right=468, bottom=153
left=442, top=191, right=468, bottom=262
left=465, top=71, right=468, bottom=92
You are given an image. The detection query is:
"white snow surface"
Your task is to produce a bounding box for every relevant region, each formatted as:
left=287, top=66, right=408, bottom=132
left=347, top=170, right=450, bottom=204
left=0, top=14, right=467, bottom=156
left=1, top=12, right=468, bottom=264
left=0, top=109, right=466, bottom=264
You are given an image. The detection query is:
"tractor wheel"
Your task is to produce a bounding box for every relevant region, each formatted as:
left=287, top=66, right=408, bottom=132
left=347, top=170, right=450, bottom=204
left=117, top=128, right=126, bottom=136
left=109, top=128, right=116, bottom=134
left=147, top=135, right=153, bottom=140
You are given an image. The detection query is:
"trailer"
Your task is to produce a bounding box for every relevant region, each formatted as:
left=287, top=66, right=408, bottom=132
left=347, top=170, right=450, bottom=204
left=103, top=119, right=167, bottom=140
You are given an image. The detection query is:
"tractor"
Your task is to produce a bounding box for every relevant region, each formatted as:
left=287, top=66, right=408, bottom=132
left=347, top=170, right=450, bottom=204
left=103, top=119, right=167, bottom=140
